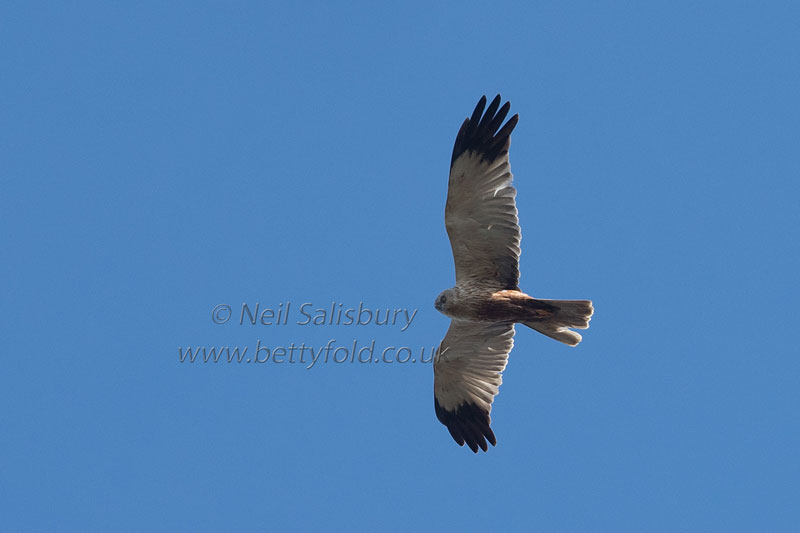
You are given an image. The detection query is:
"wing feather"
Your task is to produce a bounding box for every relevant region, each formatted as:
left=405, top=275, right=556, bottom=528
left=433, top=320, right=515, bottom=452
left=446, top=95, right=521, bottom=289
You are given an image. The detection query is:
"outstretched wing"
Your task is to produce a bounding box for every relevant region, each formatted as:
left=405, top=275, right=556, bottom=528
left=446, top=95, right=521, bottom=290
left=433, top=319, right=515, bottom=452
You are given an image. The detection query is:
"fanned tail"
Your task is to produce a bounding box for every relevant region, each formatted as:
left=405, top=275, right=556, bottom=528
left=522, top=299, right=594, bottom=346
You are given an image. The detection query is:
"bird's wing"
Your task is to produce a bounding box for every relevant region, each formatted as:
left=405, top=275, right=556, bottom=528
left=446, top=95, right=521, bottom=289
left=433, top=319, right=515, bottom=452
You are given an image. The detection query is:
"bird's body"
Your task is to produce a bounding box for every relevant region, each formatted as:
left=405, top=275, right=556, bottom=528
left=433, top=95, right=594, bottom=453
left=436, top=286, right=551, bottom=322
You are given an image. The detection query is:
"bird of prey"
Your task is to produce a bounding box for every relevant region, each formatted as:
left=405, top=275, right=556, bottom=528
left=433, top=95, right=594, bottom=453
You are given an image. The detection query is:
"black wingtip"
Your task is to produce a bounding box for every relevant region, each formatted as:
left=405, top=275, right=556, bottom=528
left=435, top=397, right=497, bottom=453
left=451, top=94, right=518, bottom=167
left=469, top=95, right=487, bottom=124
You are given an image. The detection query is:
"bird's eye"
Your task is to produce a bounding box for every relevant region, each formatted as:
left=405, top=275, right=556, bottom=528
left=441, top=295, right=447, bottom=304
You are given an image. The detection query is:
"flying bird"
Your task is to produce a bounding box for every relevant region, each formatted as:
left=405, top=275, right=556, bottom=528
left=433, top=95, right=594, bottom=453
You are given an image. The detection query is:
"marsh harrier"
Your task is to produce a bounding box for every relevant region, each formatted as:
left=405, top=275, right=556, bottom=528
left=433, top=95, right=594, bottom=452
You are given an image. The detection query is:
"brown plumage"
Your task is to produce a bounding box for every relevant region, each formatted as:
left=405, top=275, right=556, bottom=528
left=433, top=95, right=594, bottom=453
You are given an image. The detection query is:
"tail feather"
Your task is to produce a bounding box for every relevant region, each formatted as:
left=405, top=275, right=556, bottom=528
left=522, top=299, right=594, bottom=347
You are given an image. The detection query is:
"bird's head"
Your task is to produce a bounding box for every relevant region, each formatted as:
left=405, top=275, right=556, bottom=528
left=434, top=288, right=457, bottom=316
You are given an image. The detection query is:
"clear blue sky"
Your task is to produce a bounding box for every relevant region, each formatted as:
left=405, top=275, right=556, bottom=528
left=2, top=1, right=799, bottom=531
